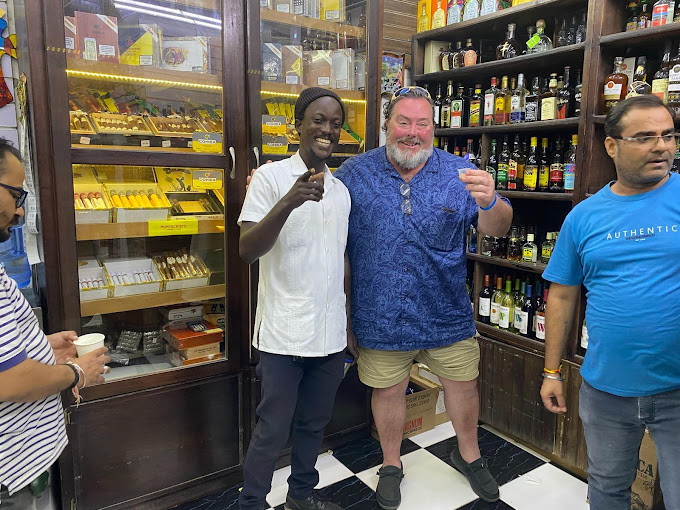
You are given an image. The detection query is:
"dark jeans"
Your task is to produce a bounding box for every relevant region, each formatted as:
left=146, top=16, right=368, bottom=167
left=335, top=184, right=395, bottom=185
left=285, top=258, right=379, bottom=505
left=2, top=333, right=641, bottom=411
left=0, top=470, right=56, bottom=510
left=579, top=380, right=680, bottom=510
left=239, top=351, right=345, bottom=510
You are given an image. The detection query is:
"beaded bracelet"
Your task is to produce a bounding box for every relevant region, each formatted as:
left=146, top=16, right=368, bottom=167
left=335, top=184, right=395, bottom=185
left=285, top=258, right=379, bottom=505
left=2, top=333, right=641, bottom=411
left=480, top=194, right=497, bottom=211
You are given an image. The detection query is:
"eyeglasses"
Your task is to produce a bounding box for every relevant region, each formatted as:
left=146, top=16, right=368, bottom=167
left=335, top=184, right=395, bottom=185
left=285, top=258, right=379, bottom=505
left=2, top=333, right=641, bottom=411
left=0, top=183, right=28, bottom=209
left=611, top=133, right=680, bottom=147
left=400, top=182, right=411, bottom=215
left=391, top=86, right=432, bottom=102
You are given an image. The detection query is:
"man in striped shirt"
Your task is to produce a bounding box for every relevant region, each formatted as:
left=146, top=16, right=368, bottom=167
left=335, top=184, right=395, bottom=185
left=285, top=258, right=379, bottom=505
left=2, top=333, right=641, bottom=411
left=0, top=140, right=110, bottom=508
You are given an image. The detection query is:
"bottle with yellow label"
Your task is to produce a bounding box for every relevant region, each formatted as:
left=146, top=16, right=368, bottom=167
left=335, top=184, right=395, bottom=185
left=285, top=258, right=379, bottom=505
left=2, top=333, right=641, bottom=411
left=541, top=232, right=554, bottom=263
left=538, top=137, right=550, bottom=191
left=524, top=137, right=538, bottom=191
left=417, top=0, right=431, bottom=32
left=522, top=233, right=537, bottom=263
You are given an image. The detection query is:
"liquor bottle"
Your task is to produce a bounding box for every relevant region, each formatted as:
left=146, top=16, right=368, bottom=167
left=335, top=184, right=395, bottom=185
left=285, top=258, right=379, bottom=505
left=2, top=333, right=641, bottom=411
left=541, top=232, right=554, bottom=263
left=469, top=84, right=483, bottom=127
left=510, top=73, right=527, bottom=123
left=486, top=138, right=498, bottom=185
left=557, top=66, right=574, bottom=119
left=480, top=234, right=492, bottom=256
left=532, top=281, right=543, bottom=334
left=564, top=134, right=577, bottom=193
left=466, top=138, right=476, bottom=166
left=447, top=0, right=463, bottom=25
left=509, top=279, right=522, bottom=333
left=450, top=85, right=465, bottom=127
left=667, top=43, right=680, bottom=112
left=557, top=18, right=568, bottom=47
left=525, top=77, right=540, bottom=122
left=626, top=0, right=640, bottom=30
left=452, top=41, right=465, bottom=68
left=484, top=77, right=500, bottom=126
left=497, top=135, right=510, bottom=190
left=639, top=0, right=652, bottom=27
left=506, top=226, right=521, bottom=261
left=432, top=0, right=447, bottom=28
left=567, top=15, right=577, bottom=45
left=439, top=45, right=452, bottom=71
left=499, top=279, right=514, bottom=331
left=524, top=136, right=539, bottom=191
left=522, top=233, right=538, bottom=263
left=478, top=274, right=492, bottom=324
left=653, top=41, right=672, bottom=103
left=495, top=76, right=510, bottom=124
left=550, top=138, right=564, bottom=192
left=480, top=0, right=498, bottom=16
left=518, top=284, right=535, bottom=338
left=496, top=23, right=522, bottom=59
left=463, top=0, right=480, bottom=21
left=525, top=25, right=536, bottom=55
left=576, top=12, right=587, bottom=42
left=491, top=236, right=503, bottom=257
left=434, top=82, right=443, bottom=127
left=490, top=276, right=504, bottom=326
left=540, top=74, right=559, bottom=121
left=513, top=280, right=526, bottom=334
left=603, top=57, right=628, bottom=114
left=417, top=1, right=430, bottom=32
left=508, top=134, right=525, bottom=190
left=628, top=56, right=652, bottom=97
left=468, top=225, right=478, bottom=253
left=464, top=38, right=478, bottom=66
left=453, top=145, right=461, bottom=156
left=536, top=288, right=549, bottom=341
left=539, top=137, right=550, bottom=191
left=574, top=68, right=583, bottom=115
left=652, top=0, right=674, bottom=26
left=442, top=137, right=449, bottom=152
left=441, top=80, right=453, bottom=128
left=535, top=19, right=554, bottom=53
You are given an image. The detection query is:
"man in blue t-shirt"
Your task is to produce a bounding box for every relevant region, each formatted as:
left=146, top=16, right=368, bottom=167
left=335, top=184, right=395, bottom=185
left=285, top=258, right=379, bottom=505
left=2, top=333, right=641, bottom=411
left=541, top=95, right=680, bottom=510
left=334, top=87, right=512, bottom=508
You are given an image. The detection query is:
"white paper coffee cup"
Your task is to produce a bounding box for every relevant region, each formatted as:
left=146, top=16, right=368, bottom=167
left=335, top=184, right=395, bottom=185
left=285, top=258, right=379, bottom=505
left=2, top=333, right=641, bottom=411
left=74, top=333, right=105, bottom=357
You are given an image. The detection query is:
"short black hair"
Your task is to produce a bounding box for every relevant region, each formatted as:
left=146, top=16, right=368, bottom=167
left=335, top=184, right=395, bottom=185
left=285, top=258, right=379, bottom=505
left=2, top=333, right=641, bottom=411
left=604, top=95, right=676, bottom=138
left=382, top=87, right=434, bottom=132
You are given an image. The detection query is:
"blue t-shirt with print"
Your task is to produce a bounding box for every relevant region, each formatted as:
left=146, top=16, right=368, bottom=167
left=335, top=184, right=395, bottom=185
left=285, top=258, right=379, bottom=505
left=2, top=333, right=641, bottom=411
left=335, top=147, right=507, bottom=351
left=543, top=173, right=680, bottom=397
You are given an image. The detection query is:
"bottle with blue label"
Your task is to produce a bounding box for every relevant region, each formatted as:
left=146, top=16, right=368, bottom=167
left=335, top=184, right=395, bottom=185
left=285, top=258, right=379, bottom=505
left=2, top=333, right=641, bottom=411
left=564, top=134, right=577, bottom=194
left=0, top=224, right=31, bottom=288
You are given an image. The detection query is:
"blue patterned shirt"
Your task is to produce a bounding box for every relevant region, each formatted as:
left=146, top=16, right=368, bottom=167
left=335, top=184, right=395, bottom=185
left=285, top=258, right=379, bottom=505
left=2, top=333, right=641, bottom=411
left=335, top=147, right=504, bottom=351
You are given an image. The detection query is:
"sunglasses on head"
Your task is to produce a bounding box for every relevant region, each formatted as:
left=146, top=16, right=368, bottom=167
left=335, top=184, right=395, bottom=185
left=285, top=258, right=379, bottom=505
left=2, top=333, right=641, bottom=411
left=390, top=86, right=432, bottom=102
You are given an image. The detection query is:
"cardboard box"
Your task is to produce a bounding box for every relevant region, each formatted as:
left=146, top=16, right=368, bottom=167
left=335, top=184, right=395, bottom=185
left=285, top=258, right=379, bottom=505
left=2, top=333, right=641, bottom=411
left=262, top=43, right=283, bottom=82
left=410, top=365, right=450, bottom=426
left=102, top=257, right=163, bottom=296
left=293, top=0, right=305, bottom=15
left=305, top=0, right=321, bottom=18
left=282, top=45, right=304, bottom=85
left=163, top=321, right=223, bottom=350
left=119, top=24, right=161, bottom=67
left=424, top=40, right=449, bottom=74
left=75, top=11, right=119, bottom=63
left=371, top=376, right=438, bottom=440
left=631, top=430, right=664, bottom=510
left=331, top=49, right=355, bottom=90
left=416, top=0, right=432, bottom=32
left=64, top=16, right=77, bottom=57
left=160, top=305, right=204, bottom=322
left=262, top=135, right=289, bottom=154
left=161, top=36, right=209, bottom=73
left=303, top=50, right=332, bottom=87
left=320, top=0, right=344, bottom=21
left=274, top=0, right=293, bottom=13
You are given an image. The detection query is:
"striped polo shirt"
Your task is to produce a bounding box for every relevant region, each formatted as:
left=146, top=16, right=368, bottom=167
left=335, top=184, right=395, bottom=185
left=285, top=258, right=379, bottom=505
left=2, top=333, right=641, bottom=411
left=0, top=266, right=67, bottom=495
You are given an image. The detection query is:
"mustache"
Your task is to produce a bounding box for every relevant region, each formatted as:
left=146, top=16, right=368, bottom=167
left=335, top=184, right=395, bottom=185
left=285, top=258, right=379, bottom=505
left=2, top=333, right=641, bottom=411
left=397, top=136, right=422, bottom=145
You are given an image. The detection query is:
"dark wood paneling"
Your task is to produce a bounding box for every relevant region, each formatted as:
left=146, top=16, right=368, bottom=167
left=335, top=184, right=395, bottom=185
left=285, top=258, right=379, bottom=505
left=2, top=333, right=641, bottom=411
left=70, top=374, right=242, bottom=510
left=554, top=363, right=588, bottom=471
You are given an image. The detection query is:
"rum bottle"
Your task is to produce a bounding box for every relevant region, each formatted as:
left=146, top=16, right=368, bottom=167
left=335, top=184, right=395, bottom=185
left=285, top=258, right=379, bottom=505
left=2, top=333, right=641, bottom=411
left=603, top=57, right=628, bottom=114
left=541, top=232, right=554, bottom=263
left=522, top=233, right=538, bottom=263
left=653, top=41, right=672, bottom=103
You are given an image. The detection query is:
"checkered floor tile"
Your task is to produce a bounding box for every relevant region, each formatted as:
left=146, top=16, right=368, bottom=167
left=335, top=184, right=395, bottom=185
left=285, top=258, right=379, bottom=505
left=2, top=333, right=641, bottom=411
left=171, top=422, right=589, bottom=510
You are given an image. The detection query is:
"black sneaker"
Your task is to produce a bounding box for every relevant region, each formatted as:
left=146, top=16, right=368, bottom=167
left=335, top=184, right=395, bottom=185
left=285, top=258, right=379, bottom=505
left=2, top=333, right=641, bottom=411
left=449, top=446, right=499, bottom=502
left=284, top=494, right=343, bottom=510
left=375, top=464, right=404, bottom=510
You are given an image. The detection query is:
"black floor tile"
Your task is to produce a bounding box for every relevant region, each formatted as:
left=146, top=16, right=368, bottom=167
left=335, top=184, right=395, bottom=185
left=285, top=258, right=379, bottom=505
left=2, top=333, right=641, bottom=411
left=426, top=427, right=545, bottom=487
left=456, top=499, right=516, bottom=510
left=332, top=435, right=420, bottom=473
left=171, top=482, right=242, bottom=510
left=273, top=477, right=380, bottom=510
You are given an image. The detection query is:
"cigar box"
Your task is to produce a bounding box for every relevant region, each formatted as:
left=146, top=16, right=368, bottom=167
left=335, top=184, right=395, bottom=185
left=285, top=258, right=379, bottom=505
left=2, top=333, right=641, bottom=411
left=64, top=16, right=78, bottom=57
left=262, top=43, right=283, bottom=82
left=147, top=116, right=204, bottom=138
left=154, top=250, right=211, bottom=291
left=305, top=0, right=321, bottom=18
left=199, top=116, right=222, bottom=133
left=169, top=341, right=222, bottom=361
left=282, top=45, right=304, bottom=85
left=262, top=115, right=287, bottom=136
left=119, top=23, right=161, bottom=67
left=262, top=135, right=289, bottom=154
left=293, top=0, right=305, bottom=14
left=161, top=36, right=209, bottom=73
left=69, top=111, right=96, bottom=134
left=74, top=11, right=119, bottom=63
left=303, top=50, right=332, bottom=87
left=274, top=0, right=293, bottom=12
left=78, top=264, right=112, bottom=302
left=331, top=48, right=354, bottom=90
left=320, top=0, right=344, bottom=20
left=73, top=165, right=112, bottom=224
left=204, top=301, right=226, bottom=331
left=160, top=305, right=204, bottom=322
left=90, top=113, right=153, bottom=136
left=163, top=321, right=223, bottom=350
left=105, top=184, right=170, bottom=223
left=168, top=351, right=223, bottom=366
left=103, top=257, right=163, bottom=297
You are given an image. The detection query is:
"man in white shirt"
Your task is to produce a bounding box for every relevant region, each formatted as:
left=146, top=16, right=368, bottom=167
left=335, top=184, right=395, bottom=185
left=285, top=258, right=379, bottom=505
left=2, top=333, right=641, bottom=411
left=238, top=88, right=352, bottom=510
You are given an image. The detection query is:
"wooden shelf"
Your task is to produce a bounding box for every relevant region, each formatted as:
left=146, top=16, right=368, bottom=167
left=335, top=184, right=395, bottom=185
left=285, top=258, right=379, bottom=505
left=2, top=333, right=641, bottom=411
left=80, top=284, right=226, bottom=317
left=416, top=44, right=585, bottom=83
left=475, top=322, right=546, bottom=354
left=76, top=219, right=224, bottom=241
left=467, top=252, right=547, bottom=274
left=436, top=118, right=579, bottom=136
left=70, top=147, right=227, bottom=168
left=260, top=8, right=365, bottom=38
left=66, top=58, right=221, bottom=89
left=600, top=23, right=680, bottom=48
left=413, top=0, right=587, bottom=41
left=498, top=190, right=574, bottom=201
left=261, top=81, right=366, bottom=101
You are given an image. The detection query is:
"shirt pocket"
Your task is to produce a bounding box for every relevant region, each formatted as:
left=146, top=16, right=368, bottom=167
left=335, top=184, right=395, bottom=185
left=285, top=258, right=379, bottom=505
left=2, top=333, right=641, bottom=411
left=416, top=204, right=463, bottom=252
left=272, top=295, right=315, bottom=343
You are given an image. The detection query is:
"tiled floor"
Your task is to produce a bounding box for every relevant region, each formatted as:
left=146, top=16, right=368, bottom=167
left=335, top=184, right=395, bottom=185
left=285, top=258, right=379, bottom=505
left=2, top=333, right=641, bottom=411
left=172, top=422, right=589, bottom=510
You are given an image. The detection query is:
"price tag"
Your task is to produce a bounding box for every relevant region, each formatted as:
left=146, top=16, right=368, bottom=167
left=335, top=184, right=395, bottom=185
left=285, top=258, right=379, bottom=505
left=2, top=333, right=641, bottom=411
left=526, top=34, right=541, bottom=49
left=141, top=139, right=151, bottom=147
left=192, top=132, right=222, bottom=153
left=148, top=217, right=199, bottom=237
left=192, top=169, right=224, bottom=190
left=187, top=141, right=193, bottom=148
left=80, top=136, right=91, bottom=145
left=162, top=140, right=171, bottom=148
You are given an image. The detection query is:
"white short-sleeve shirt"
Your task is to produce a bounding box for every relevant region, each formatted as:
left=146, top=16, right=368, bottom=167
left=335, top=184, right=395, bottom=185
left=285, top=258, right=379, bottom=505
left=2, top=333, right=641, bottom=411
left=238, top=152, right=350, bottom=357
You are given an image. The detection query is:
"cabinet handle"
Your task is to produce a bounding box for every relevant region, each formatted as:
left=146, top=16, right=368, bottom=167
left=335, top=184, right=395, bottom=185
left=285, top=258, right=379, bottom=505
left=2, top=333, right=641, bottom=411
left=229, top=146, right=236, bottom=180
left=253, top=146, right=260, bottom=169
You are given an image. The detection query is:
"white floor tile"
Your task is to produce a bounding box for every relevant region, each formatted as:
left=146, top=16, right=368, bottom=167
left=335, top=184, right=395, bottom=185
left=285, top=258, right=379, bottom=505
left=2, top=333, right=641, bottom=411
left=356, top=448, right=479, bottom=510
left=501, top=463, right=589, bottom=510
left=480, top=424, right=551, bottom=463
left=410, top=421, right=456, bottom=448
left=266, top=451, right=355, bottom=507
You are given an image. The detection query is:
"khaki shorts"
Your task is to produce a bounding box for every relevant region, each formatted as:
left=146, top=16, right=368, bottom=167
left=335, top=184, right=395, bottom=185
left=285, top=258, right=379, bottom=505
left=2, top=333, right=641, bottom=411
left=357, top=337, right=480, bottom=389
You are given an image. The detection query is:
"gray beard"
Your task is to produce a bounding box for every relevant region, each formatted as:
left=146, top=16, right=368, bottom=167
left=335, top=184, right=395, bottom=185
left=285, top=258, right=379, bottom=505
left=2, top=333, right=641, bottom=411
left=386, top=141, right=433, bottom=170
